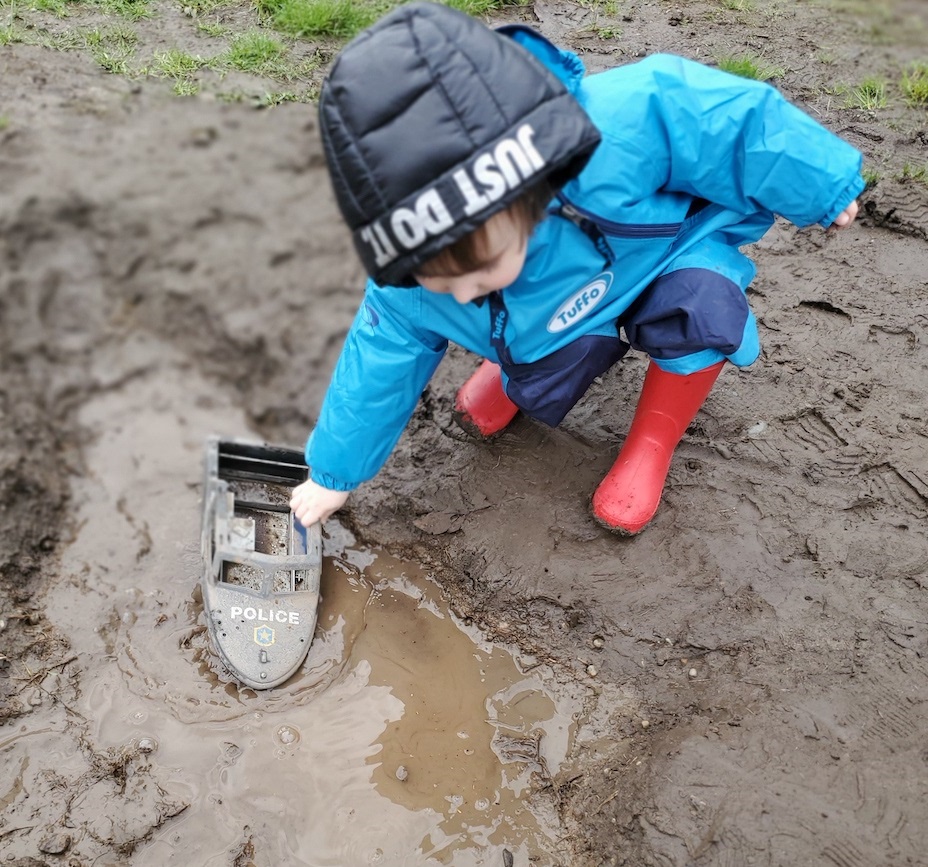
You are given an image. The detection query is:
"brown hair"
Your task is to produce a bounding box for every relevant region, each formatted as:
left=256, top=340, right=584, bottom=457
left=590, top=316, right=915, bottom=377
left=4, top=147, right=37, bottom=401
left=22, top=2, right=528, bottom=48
left=415, top=180, right=553, bottom=279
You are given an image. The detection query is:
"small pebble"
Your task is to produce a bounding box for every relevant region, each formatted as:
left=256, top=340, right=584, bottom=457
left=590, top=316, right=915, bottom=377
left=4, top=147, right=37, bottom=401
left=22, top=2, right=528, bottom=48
left=689, top=668, right=698, bottom=678
left=640, top=719, right=650, bottom=729
left=395, top=765, right=408, bottom=782
left=137, top=738, right=157, bottom=753
left=38, top=833, right=71, bottom=855
left=586, top=664, right=597, bottom=677
left=592, top=636, right=605, bottom=649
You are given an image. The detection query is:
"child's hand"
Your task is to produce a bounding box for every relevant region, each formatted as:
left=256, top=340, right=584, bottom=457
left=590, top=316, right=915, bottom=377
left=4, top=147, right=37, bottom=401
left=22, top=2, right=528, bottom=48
left=833, top=200, right=859, bottom=229
left=290, top=478, right=349, bottom=528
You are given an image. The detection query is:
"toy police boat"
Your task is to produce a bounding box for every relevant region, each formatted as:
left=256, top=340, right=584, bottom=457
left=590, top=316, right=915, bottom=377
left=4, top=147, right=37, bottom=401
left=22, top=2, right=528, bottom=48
left=200, top=437, right=322, bottom=689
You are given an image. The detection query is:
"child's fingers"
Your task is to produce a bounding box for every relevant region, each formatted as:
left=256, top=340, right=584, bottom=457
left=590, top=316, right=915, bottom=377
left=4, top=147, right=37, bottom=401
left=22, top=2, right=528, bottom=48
left=289, top=481, right=348, bottom=528
left=834, top=200, right=859, bottom=228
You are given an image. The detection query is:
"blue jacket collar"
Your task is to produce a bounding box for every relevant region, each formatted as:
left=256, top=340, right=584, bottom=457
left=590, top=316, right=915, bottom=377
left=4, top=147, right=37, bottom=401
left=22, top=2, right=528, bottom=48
left=497, top=24, right=586, bottom=93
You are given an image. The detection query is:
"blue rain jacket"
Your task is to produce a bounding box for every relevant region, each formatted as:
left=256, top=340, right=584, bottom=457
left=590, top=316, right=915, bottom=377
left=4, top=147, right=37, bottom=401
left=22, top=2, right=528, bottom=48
left=307, top=35, right=864, bottom=492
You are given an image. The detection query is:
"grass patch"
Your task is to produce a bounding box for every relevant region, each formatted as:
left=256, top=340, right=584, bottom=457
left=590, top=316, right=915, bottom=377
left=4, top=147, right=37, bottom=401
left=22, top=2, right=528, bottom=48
left=178, top=0, right=232, bottom=15
left=260, top=88, right=315, bottom=105
left=32, top=0, right=82, bottom=16
left=901, top=62, right=928, bottom=107
left=91, top=0, right=153, bottom=19
left=225, top=29, right=286, bottom=70
left=585, top=23, right=621, bottom=39
left=43, top=27, right=85, bottom=49
left=574, top=0, right=619, bottom=13
left=443, top=0, right=496, bottom=13
left=173, top=78, right=199, bottom=95
left=719, top=0, right=754, bottom=10
left=84, top=23, right=138, bottom=73
left=0, top=114, right=10, bottom=130
left=716, top=53, right=784, bottom=81
left=255, top=0, right=378, bottom=39
left=196, top=19, right=229, bottom=36
left=845, top=76, right=887, bottom=110
left=1, top=0, right=19, bottom=43
left=153, top=46, right=206, bottom=77
left=861, top=167, right=880, bottom=190
left=84, top=22, right=138, bottom=48
left=899, top=163, right=928, bottom=185
left=218, top=30, right=319, bottom=79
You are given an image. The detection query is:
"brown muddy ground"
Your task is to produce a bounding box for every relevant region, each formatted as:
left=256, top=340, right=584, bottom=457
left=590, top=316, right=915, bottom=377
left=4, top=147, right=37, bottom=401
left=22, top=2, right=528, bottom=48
left=2, top=0, right=928, bottom=864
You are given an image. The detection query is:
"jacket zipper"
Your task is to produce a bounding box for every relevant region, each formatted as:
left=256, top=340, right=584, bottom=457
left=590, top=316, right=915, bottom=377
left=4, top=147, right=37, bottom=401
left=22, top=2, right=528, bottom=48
left=558, top=198, right=683, bottom=239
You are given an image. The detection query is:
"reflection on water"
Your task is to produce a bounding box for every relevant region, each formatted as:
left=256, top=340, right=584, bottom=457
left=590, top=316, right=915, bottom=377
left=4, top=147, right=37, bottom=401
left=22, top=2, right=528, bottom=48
left=101, top=524, right=580, bottom=866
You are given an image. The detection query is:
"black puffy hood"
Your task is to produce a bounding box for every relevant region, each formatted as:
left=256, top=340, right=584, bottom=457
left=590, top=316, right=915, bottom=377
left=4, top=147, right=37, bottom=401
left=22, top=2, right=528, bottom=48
left=318, top=2, right=602, bottom=286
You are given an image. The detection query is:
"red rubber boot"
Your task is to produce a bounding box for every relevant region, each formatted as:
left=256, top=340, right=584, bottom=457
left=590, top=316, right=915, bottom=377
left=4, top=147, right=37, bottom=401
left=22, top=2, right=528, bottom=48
left=592, top=360, right=725, bottom=535
left=453, top=359, right=519, bottom=438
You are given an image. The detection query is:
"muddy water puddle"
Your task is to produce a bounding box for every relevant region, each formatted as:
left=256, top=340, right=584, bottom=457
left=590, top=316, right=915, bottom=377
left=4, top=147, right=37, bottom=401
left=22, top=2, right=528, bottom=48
left=20, top=361, right=583, bottom=866
left=95, top=533, right=579, bottom=866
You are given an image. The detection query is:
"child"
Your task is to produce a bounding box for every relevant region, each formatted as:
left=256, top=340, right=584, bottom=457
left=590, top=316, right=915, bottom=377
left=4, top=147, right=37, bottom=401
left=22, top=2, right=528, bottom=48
left=290, top=1, right=862, bottom=535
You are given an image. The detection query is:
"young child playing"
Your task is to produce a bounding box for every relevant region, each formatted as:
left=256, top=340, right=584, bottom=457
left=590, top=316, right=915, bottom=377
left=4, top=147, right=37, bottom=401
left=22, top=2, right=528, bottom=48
left=290, top=1, right=863, bottom=536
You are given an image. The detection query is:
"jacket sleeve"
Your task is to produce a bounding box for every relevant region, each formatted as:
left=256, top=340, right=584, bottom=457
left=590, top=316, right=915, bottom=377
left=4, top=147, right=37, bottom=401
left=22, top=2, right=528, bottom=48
left=306, top=280, right=448, bottom=491
left=634, top=55, right=864, bottom=227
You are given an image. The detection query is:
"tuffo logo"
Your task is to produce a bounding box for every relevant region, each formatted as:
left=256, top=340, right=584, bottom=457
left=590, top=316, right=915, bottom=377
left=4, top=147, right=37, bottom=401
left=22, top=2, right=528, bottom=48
left=547, top=274, right=613, bottom=333
left=359, top=124, right=547, bottom=268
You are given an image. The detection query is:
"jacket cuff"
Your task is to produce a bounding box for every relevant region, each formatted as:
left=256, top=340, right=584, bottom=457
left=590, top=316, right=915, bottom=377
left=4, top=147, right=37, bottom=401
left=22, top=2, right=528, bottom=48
left=308, top=468, right=361, bottom=493
left=822, top=174, right=866, bottom=227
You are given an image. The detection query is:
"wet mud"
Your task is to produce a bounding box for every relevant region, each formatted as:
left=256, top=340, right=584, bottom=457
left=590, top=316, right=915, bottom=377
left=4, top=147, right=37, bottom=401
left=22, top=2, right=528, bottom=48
left=2, top=1, right=928, bottom=865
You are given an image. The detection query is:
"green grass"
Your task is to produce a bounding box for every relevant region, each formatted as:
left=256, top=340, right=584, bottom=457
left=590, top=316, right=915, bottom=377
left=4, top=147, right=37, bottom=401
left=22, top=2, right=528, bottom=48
left=84, top=22, right=138, bottom=48
left=173, top=78, right=199, bottom=95
left=32, top=0, right=82, bottom=16
left=44, top=28, right=85, bottom=49
left=716, top=53, right=784, bottom=81
left=177, top=0, right=233, bottom=14
left=260, top=88, right=315, bottom=105
left=218, top=30, right=320, bottom=79
left=225, top=29, right=286, bottom=70
left=196, top=19, right=229, bottom=36
left=861, top=167, right=880, bottom=190
left=0, top=114, right=10, bottom=130
left=255, top=0, right=379, bottom=38
left=574, top=0, right=619, bottom=13
left=444, top=0, right=506, bottom=15
left=83, top=23, right=137, bottom=73
left=153, top=46, right=206, bottom=77
left=720, top=0, right=754, bottom=10
left=901, top=62, right=928, bottom=107
left=845, top=76, right=887, bottom=110
left=899, top=163, right=928, bottom=184
left=1, top=0, right=16, bottom=43
left=92, top=0, right=152, bottom=19
left=586, top=23, right=621, bottom=39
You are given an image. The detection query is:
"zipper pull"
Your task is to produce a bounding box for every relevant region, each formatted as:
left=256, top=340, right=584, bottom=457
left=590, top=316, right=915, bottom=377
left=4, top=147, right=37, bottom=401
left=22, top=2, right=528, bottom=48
left=558, top=202, right=584, bottom=226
